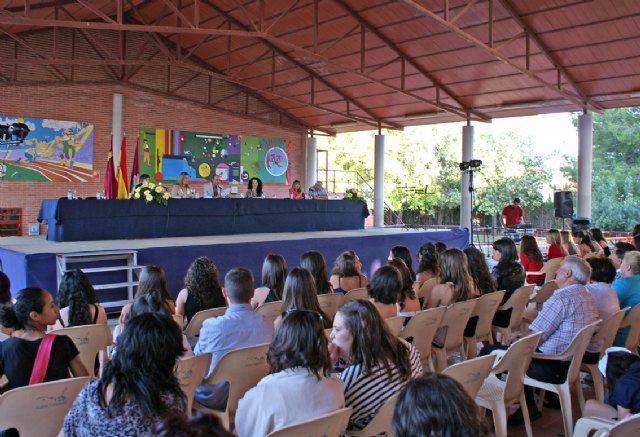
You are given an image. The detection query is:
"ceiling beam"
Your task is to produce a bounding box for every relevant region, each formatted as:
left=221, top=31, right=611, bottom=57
left=495, top=0, right=602, bottom=110
left=400, top=0, right=599, bottom=112
left=333, top=0, right=488, bottom=121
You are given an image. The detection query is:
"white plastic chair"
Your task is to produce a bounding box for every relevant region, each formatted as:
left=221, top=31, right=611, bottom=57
left=266, top=407, right=352, bottom=437
left=183, top=307, right=228, bottom=337
left=317, top=293, right=344, bottom=321
left=50, top=324, right=112, bottom=377
left=399, top=306, right=446, bottom=371
left=432, top=299, right=477, bottom=372
left=347, top=392, right=399, bottom=437
left=175, top=352, right=212, bottom=417
left=442, top=354, right=496, bottom=399
left=574, top=413, right=640, bottom=437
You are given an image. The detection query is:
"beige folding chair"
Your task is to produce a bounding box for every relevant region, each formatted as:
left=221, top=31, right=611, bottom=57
left=523, top=321, right=601, bottom=437
left=400, top=306, right=446, bottom=371
left=193, top=343, right=270, bottom=430
left=255, top=301, right=283, bottom=324
left=343, top=287, right=368, bottom=303
left=476, top=332, right=543, bottom=437
left=50, top=324, right=112, bottom=377
left=491, top=285, right=534, bottom=345
left=524, top=258, right=563, bottom=283
left=419, top=277, right=439, bottom=309
left=384, top=315, right=405, bottom=337
left=347, top=392, right=400, bottom=437
left=175, top=352, right=212, bottom=417
left=580, top=308, right=627, bottom=408
left=317, top=293, right=344, bottom=321
left=0, top=376, right=92, bottom=437
left=522, top=281, right=558, bottom=326
left=619, top=303, right=640, bottom=354
left=574, top=413, right=640, bottom=437
left=266, top=407, right=352, bottom=437
left=432, top=299, right=477, bottom=372
left=464, top=290, right=505, bottom=358
left=183, top=307, right=228, bottom=338
left=442, top=354, right=496, bottom=399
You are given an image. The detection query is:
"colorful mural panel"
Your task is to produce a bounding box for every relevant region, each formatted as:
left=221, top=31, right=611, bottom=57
left=0, top=115, right=95, bottom=182
left=139, top=128, right=290, bottom=185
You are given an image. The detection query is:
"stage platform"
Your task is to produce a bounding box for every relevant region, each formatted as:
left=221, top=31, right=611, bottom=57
left=0, top=227, right=469, bottom=303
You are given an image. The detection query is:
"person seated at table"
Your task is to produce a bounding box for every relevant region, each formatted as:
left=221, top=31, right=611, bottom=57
left=329, top=299, right=422, bottom=431
left=244, top=177, right=264, bottom=198
left=54, top=269, right=108, bottom=328
left=63, top=313, right=187, bottom=436
left=0, top=287, right=89, bottom=391
left=366, top=265, right=402, bottom=319
left=388, top=258, right=420, bottom=317
left=308, top=180, right=328, bottom=199
left=415, top=243, right=440, bottom=284
left=520, top=235, right=545, bottom=284
left=236, top=309, right=345, bottom=437
left=546, top=228, right=566, bottom=260
left=388, top=245, right=415, bottom=280
left=253, top=253, right=287, bottom=306
left=288, top=179, right=305, bottom=199
left=118, top=265, right=176, bottom=328
left=274, top=267, right=331, bottom=330
left=175, top=257, right=227, bottom=324
left=203, top=173, right=229, bottom=199
left=171, top=171, right=195, bottom=198
left=300, top=250, right=333, bottom=295
left=330, top=250, right=368, bottom=294
left=393, top=373, right=489, bottom=437
left=133, top=173, right=150, bottom=190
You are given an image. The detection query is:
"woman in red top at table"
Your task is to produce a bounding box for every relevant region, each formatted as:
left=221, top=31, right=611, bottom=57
left=545, top=229, right=566, bottom=260
left=288, top=180, right=305, bottom=200
left=520, top=235, right=545, bottom=284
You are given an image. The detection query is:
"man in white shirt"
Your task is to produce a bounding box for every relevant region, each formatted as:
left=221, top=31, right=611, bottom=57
left=203, top=173, right=230, bottom=199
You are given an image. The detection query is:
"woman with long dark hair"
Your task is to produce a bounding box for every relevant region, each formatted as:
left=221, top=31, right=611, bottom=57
left=464, top=246, right=497, bottom=296
left=118, top=265, right=176, bottom=326
left=491, top=238, right=525, bottom=327
left=236, top=310, right=344, bottom=436
left=367, top=265, right=403, bottom=319
left=591, top=228, right=611, bottom=257
left=300, top=250, right=332, bottom=295
left=244, top=177, right=263, bottom=198
left=64, top=312, right=186, bottom=435
left=56, top=269, right=107, bottom=328
left=330, top=250, right=368, bottom=294
left=261, top=253, right=288, bottom=303
left=275, top=267, right=331, bottom=329
left=388, top=258, right=420, bottom=317
left=573, top=230, right=597, bottom=257
left=329, top=300, right=421, bottom=430
left=520, top=235, right=544, bottom=284
left=389, top=245, right=415, bottom=280
left=415, top=243, right=439, bottom=284
left=175, top=257, right=226, bottom=323
left=0, top=287, right=88, bottom=390
left=426, top=248, right=476, bottom=308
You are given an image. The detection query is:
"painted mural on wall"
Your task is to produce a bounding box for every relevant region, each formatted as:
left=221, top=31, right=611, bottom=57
left=139, top=128, right=290, bottom=185
left=0, top=115, right=95, bottom=182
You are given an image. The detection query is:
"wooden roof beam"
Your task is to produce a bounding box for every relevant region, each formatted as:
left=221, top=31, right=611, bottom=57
left=400, top=0, right=599, bottom=112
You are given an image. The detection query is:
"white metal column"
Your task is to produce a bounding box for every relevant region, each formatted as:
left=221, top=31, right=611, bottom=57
left=305, top=136, right=317, bottom=190
left=112, top=93, right=123, bottom=172
left=460, top=124, right=474, bottom=239
left=577, top=113, right=593, bottom=219
left=374, top=134, right=385, bottom=227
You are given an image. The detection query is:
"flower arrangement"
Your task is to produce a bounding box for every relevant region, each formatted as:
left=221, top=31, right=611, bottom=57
left=130, top=182, right=171, bottom=206
left=343, top=188, right=363, bottom=201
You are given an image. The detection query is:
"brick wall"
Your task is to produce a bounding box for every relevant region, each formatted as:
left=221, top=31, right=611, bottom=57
left=0, top=83, right=307, bottom=236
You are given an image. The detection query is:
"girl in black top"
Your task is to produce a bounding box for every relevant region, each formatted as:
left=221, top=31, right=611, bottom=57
left=490, top=238, right=525, bottom=327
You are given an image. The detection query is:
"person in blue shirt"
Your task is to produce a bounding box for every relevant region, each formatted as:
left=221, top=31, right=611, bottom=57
left=193, top=268, right=274, bottom=409
left=612, top=251, right=640, bottom=346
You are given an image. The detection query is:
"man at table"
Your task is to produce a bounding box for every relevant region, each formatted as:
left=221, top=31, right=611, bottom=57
left=501, top=197, right=524, bottom=227
left=203, top=174, right=229, bottom=199
left=309, top=181, right=328, bottom=199
left=133, top=174, right=150, bottom=190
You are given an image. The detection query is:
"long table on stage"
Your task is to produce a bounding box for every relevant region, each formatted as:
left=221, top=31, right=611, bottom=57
left=37, top=198, right=370, bottom=242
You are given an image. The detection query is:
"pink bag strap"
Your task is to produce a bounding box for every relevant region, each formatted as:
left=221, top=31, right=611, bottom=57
left=29, top=333, right=56, bottom=385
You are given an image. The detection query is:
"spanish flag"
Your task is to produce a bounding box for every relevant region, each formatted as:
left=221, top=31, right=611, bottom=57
left=116, top=135, right=129, bottom=199
left=103, top=135, right=117, bottom=199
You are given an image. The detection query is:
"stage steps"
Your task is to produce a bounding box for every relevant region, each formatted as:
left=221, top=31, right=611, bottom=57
left=56, top=250, right=141, bottom=309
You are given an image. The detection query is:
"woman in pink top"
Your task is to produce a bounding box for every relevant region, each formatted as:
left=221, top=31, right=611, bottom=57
left=520, top=235, right=544, bottom=284
left=288, top=180, right=305, bottom=200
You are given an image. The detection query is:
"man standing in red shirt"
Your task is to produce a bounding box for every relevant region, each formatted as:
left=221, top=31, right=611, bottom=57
left=501, top=197, right=524, bottom=227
